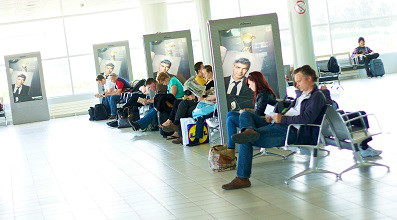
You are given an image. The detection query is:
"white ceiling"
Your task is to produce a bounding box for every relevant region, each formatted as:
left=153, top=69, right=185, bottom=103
left=0, top=0, right=138, bottom=24
left=0, top=0, right=191, bottom=24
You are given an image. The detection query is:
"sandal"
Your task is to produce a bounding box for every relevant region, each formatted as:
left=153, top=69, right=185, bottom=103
left=166, top=135, right=179, bottom=140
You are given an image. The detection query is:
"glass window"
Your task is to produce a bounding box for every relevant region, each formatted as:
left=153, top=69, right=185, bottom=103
left=0, top=65, right=9, bottom=103
left=239, top=0, right=290, bottom=29
left=64, top=9, right=144, bottom=55
left=309, top=0, right=328, bottom=26
left=280, top=30, right=293, bottom=65
left=330, top=17, right=397, bottom=54
left=167, top=2, right=200, bottom=41
left=69, top=55, right=97, bottom=95
left=312, top=25, right=332, bottom=56
left=0, top=19, right=67, bottom=59
left=192, top=40, right=203, bottom=64
left=328, top=0, right=397, bottom=23
left=210, top=0, right=240, bottom=20
left=130, top=48, right=148, bottom=81
left=42, top=59, right=73, bottom=97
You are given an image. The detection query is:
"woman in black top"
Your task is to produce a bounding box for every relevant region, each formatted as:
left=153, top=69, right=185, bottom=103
left=222, top=71, right=277, bottom=158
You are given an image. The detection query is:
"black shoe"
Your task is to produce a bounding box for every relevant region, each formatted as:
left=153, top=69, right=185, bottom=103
left=186, top=138, right=200, bottom=147
left=128, top=120, right=141, bottom=131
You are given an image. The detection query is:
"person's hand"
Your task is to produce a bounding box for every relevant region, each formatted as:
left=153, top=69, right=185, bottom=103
left=265, top=115, right=272, bottom=123
left=239, top=109, right=245, bottom=114
left=95, top=94, right=100, bottom=98
left=272, top=113, right=282, bottom=123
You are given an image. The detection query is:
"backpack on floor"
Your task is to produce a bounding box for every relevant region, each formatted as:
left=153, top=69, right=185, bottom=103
left=369, top=59, right=385, bottom=77
left=208, top=145, right=236, bottom=172
left=88, top=104, right=108, bottom=121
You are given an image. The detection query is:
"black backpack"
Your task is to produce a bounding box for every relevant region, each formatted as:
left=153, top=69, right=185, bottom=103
left=327, top=56, right=340, bottom=73
left=89, top=104, right=108, bottom=121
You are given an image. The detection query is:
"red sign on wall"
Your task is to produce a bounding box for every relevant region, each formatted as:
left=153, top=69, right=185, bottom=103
left=294, top=0, right=307, bottom=15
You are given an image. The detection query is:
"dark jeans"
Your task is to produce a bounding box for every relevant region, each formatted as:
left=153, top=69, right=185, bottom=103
left=174, top=100, right=198, bottom=125
left=237, top=123, right=297, bottom=178
left=194, top=113, right=213, bottom=139
left=109, top=95, right=121, bottom=116
left=101, top=97, right=111, bottom=116
left=364, top=53, right=379, bottom=77
left=123, top=93, right=146, bottom=121
left=168, top=100, right=183, bottom=123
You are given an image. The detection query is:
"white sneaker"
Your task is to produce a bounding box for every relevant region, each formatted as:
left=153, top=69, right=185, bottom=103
left=359, top=146, right=382, bottom=157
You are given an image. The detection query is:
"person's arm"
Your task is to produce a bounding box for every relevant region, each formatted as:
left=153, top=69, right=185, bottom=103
left=170, top=85, right=177, bottom=97
left=280, top=92, right=326, bottom=125
left=367, top=47, right=373, bottom=54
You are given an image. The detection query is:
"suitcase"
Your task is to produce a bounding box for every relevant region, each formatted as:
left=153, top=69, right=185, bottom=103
left=370, top=59, right=385, bottom=77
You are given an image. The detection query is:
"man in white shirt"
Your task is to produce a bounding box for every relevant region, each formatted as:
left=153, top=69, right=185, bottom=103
left=95, top=74, right=115, bottom=116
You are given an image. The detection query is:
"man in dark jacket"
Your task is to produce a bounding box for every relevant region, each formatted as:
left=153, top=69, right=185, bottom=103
left=222, top=65, right=326, bottom=190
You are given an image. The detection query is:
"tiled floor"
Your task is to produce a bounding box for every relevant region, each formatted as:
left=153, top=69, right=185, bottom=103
left=1, top=74, right=396, bottom=220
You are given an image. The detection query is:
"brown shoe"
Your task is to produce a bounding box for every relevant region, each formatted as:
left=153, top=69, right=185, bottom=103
left=161, top=123, right=179, bottom=132
left=222, top=177, right=251, bottom=190
left=172, top=136, right=182, bottom=145
left=231, top=129, right=260, bottom=144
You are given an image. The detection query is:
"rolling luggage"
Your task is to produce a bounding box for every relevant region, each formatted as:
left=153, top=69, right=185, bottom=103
left=370, top=59, right=385, bottom=77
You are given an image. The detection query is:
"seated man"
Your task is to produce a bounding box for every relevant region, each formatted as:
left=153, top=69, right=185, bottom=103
left=351, top=37, right=379, bottom=78
left=95, top=74, right=115, bottom=116
left=129, top=72, right=183, bottom=131
left=122, top=78, right=157, bottom=122
left=107, top=73, right=132, bottom=119
left=222, top=65, right=326, bottom=190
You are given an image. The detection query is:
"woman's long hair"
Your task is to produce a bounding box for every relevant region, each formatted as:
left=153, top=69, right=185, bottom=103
left=246, top=71, right=277, bottom=104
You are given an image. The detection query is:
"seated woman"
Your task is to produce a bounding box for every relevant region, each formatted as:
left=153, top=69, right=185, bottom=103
left=221, top=71, right=277, bottom=158
left=129, top=72, right=184, bottom=131
left=351, top=37, right=379, bottom=78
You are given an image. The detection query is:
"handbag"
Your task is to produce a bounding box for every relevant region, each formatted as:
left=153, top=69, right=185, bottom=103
left=117, top=108, right=132, bottom=128
left=208, top=145, right=236, bottom=172
left=180, top=118, right=209, bottom=146
left=192, top=101, right=216, bottom=119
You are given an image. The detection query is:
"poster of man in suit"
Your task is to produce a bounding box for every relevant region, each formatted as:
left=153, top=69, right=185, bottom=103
left=150, top=38, right=190, bottom=84
left=219, top=24, right=277, bottom=110
left=8, top=57, right=43, bottom=103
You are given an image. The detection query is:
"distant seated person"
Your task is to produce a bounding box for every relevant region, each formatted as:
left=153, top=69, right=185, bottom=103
left=194, top=61, right=207, bottom=86
left=222, top=65, right=327, bottom=190
left=95, top=74, right=115, bottom=116
left=122, top=78, right=157, bottom=122
left=129, top=72, right=184, bottom=132
left=351, top=37, right=379, bottom=78
left=107, top=73, right=132, bottom=119
left=12, top=74, right=31, bottom=102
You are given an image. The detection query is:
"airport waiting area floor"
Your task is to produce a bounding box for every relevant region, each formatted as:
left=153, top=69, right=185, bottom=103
left=1, top=74, right=397, bottom=220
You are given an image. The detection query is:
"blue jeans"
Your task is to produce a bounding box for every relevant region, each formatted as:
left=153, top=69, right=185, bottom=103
left=239, top=111, right=269, bottom=131
left=195, top=114, right=213, bottom=139
left=236, top=123, right=297, bottom=178
left=102, top=96, right=111, bottom=116
left=226, top=111, right=240, bottom=149
left=109, top=95, right=121, bottom=116
left=136, top=107, right=158, bottom=129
